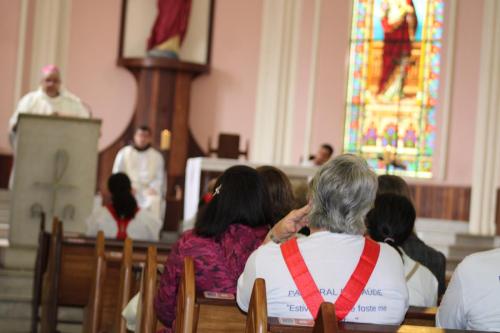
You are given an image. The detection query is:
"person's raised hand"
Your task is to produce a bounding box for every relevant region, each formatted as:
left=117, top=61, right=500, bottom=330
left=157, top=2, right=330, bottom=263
left=267, top=203, right=311, bottom=244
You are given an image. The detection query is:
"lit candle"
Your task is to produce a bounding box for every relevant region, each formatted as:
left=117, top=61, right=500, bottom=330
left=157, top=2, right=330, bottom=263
left=161, top=129, right=171, bottom=151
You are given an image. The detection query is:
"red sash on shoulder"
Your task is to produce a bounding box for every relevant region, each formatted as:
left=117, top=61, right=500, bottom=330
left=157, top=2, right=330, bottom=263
left=280, top=237, right=380, bottom=320
left=106, top=205, right=139, bottom=240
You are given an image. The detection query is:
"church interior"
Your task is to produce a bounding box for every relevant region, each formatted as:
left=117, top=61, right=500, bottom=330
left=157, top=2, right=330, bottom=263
left=0, top=0, right=500, bottom=332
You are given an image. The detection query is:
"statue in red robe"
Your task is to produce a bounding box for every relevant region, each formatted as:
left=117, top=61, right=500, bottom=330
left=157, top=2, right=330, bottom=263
left=147, top=0, right=192, bottom=58
left=378, top=0, right=417, bottom=98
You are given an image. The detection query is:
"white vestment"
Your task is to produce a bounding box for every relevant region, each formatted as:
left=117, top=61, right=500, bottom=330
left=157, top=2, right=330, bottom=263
left=9, top=87, right=89, bottom=132
left=112, top=145, right=165, bottom=220
left=86, top=205, right=161, bottom=241
left=437, top=248, right=500, bottom=331
left=8, top=87, right=90, bottom=188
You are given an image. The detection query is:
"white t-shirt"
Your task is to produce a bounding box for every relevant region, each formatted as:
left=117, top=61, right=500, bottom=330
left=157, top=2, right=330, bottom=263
left=9, top=87, right=89, bottom=131
left=237, top=232, right=409, bottom=324
left=437, top=248, right=500, bottom=331
left=402, top=250, right=438, bottom=307
left=86, top=205, right=162, bottom=241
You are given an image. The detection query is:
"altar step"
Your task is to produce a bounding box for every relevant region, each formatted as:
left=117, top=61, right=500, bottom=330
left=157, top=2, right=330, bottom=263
left=0, top=190, right=10, bottom=247
left=0, top=268, right=82, bottom=333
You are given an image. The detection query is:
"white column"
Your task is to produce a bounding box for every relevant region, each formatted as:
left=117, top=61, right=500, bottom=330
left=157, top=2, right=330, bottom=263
left=251, top=0, right=302, bottom=164
left=29, top=0, right=72, bottom=89
left=469, top=0, right=500, bottom=235
left=301, top=0, right=322, bottom=163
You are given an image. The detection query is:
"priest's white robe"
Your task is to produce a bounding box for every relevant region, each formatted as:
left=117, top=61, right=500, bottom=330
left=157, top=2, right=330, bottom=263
left=8, top=87, right=90, bottom=188
left=9, top=87, right=90, bottom=132
left=112, top=146, right=165, bottom=220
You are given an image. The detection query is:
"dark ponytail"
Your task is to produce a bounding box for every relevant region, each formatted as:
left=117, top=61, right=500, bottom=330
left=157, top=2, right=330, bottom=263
left=108, top=173, right=138, bottom=219
left=366, top=193, right=416, bottom=259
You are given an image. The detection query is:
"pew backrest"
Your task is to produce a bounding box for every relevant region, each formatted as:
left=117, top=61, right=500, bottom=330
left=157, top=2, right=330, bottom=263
left=40, top=218, right=63, bottom=333
left=175, top=256, right=196, bottom=333
left=245, top=278, right=267, bottom=333
left=136, top=246, right=158, bottom=333
left=113, top=237, right=133, bottom=333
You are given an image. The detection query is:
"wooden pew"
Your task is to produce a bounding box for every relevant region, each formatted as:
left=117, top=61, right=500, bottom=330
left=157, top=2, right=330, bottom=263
left=83, top=237, right=169, bottom=333
left=38, top=221, right=172, bottom=333
left=83, top=231, right=107, bottom=333
left=175, top=256, right=196, bottom=333
left=31, top=213, right=50, bottom=333
left=313, top=303, right=338, bottom=333
left=136, top=246, right=158, bottom=333
left=113, top=237, right=133, bottom=333
left=402, top=306, right=437, bottom=327
left=172, top=256, right=247, bottom=333
left=245, top=278, right=267, bottom=333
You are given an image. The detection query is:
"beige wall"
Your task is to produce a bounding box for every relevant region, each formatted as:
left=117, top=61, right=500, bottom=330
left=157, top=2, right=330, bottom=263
left=189, top=0, right=263, bottom=153
left=0, top=0, right=488, bottom=186
left=65, top=0, right=136, bottom=150
left=0, top=0, right=22, bottom=153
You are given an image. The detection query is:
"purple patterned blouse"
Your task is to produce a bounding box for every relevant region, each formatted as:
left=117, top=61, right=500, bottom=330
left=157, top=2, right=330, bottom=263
left=154, top=223, right=269, bottom=329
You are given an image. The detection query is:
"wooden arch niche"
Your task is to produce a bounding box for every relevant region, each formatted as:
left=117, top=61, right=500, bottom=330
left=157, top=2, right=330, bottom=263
left=98, top=0, right=214, bottom=231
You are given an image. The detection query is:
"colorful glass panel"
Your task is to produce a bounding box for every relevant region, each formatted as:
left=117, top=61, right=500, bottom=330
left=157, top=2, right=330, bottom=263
left=344, top=0, right=444, bottom=178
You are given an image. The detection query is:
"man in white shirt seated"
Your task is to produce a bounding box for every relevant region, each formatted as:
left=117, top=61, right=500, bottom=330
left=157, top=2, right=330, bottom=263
left=437, top=248, right=500, bottom=331
left=237, top=154, right=409, bottom=324
left=301, top=144, right=334, bottom=167
left=9, top=64, right=90, bottom=134
left=113, top=126, right=165, bottom=220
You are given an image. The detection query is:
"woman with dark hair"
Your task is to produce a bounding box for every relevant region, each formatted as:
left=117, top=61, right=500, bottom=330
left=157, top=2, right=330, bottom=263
left=256, top=166, right=296, bottom=226
left=377, top=175, right=446, bottom=297
left=86, top=173, right=161, bottom=241
left=366, top=193, right=438, bottom=307
left=154, top=165, right=273, bottom=329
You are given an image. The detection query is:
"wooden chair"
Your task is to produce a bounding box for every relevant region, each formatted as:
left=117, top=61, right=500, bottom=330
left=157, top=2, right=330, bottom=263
left=136, top=246, right=158, bottom=333
left=208, top=133, right=249, bottom=159
left=245, top=278, right=267, bottom=333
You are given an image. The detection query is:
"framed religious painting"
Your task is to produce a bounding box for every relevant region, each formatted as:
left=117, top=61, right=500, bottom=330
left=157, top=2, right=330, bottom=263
left=118, top=0, right=214, bottom=65
left=344, top=0, right=444, bottom=178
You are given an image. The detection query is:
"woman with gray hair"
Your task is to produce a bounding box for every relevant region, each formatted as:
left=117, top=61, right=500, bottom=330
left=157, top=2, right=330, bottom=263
left=237, top=154, right=409, bottom=324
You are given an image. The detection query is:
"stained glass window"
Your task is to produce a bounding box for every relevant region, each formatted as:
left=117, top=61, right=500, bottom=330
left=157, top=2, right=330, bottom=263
left=344, top=0, right=444, bottom=178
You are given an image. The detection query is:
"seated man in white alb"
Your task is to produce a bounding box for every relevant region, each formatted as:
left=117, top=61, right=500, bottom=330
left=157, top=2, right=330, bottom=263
left=86, top=173, right=161, bottom=241
left=9, top=64, right=90, bottom=134
left=437, top=248, right=500, bottom=331
left=237, top=154, right=409, bottom=324
left=113, top=126, right=165, bottom=220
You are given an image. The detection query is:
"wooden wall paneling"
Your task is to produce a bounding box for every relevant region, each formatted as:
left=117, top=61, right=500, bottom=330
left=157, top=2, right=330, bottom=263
left=409, top=184, right=471, bottom=221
